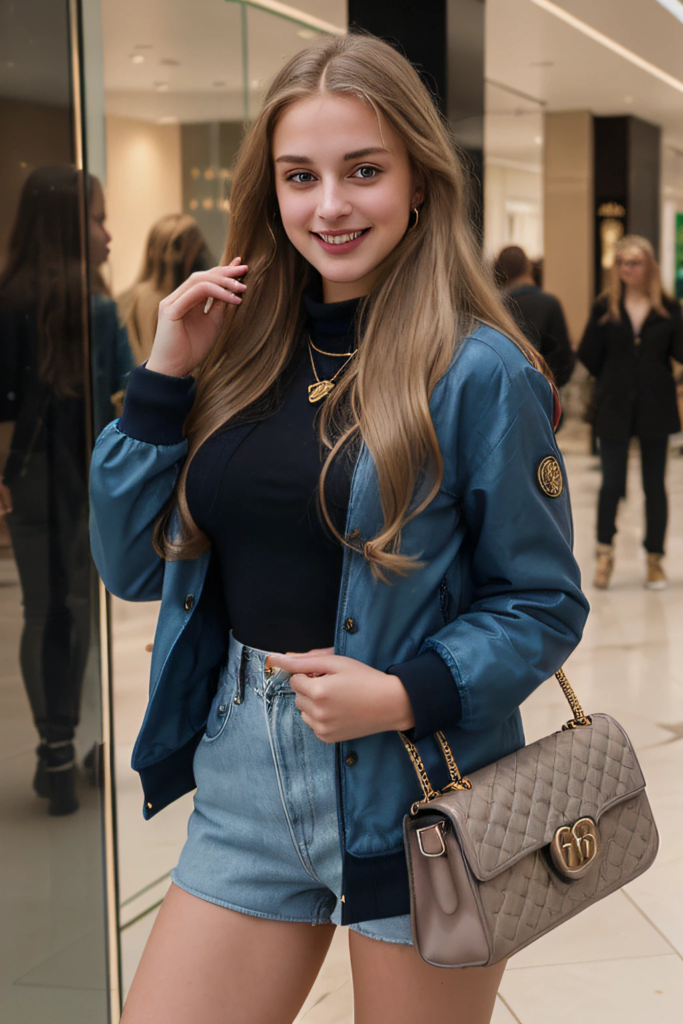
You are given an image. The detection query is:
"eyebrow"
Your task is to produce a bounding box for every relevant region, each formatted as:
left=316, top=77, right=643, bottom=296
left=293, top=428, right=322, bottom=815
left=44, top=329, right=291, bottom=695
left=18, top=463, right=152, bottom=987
left=274, top=146, right=389, bottom=164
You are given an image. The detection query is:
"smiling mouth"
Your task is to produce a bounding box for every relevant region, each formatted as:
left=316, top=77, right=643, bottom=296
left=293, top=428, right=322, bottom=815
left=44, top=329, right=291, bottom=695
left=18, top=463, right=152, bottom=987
left=313, top=229, right=370, bottom=245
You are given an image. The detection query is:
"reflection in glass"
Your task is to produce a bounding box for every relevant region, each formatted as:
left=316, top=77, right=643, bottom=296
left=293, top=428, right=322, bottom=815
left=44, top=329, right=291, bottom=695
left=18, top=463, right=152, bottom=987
left=119, top=214, right=210, bottom=364
left=0, top=166, right=131, bottom=816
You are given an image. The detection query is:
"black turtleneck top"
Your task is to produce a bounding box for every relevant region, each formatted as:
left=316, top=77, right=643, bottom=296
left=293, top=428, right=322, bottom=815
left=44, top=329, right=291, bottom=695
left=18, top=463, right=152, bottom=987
left=185, top=291, right=361, bottom=653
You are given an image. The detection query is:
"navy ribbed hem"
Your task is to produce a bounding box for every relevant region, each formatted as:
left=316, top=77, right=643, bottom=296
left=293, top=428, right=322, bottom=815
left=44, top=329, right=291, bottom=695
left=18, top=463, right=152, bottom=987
left=389, top=649, right=463, bottom=742
left=118, top=364, right=195, bottom=445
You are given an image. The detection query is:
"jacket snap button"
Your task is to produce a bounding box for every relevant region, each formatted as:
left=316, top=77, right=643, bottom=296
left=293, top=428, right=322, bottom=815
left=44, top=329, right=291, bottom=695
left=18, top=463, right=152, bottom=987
left=345, top=751, right=358, bottom=767
left=184, top=594, right=195, bottom=611
left=343, top=617, right=357, bottom=633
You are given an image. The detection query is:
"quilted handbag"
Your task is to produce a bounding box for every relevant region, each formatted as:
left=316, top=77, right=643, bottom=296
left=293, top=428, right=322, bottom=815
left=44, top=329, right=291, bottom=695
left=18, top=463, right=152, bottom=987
left=400, top=669, right=659, bottom=968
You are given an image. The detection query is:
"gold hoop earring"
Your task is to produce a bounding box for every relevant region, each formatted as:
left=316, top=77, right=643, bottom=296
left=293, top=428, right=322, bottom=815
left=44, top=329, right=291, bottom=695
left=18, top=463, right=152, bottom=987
left=409, top=207, right=420, bottom=230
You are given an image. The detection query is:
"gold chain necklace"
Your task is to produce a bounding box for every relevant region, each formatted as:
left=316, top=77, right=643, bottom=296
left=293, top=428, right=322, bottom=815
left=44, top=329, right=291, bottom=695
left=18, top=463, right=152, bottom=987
left=307, top=340, right=357, bottom=403
left=309, top=336, right=355, bottom=358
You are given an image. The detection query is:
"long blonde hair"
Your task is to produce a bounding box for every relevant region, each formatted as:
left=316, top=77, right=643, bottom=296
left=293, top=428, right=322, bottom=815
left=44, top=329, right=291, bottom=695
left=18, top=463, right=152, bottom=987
left=601, top=234, right=669, bottom=323
left=157, top=34, right=545, bottom=579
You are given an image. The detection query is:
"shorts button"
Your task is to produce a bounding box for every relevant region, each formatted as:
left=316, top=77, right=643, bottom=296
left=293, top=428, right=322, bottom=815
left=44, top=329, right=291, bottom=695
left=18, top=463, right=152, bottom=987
left=184, top=594, right=195, bottom=611
left=345, top=751, right=358, bottom=766
left=343, top=617, right=357, bottom=633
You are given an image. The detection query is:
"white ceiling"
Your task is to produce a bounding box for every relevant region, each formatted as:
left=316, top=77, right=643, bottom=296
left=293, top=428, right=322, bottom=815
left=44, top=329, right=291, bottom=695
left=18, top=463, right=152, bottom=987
left=486, top=0, right=683, bottom=166
left=103, top=0, right=347, bottom=121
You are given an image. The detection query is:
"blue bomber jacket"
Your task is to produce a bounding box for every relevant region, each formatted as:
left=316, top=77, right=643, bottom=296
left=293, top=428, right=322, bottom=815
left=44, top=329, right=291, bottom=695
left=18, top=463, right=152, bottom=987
left=89, top=324, right=589, bottom=925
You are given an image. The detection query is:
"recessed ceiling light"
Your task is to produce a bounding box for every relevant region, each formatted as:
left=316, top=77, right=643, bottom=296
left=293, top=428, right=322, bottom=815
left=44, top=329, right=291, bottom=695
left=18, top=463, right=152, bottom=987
left=157, top=116, right=178, bottom=124
left=534, top=135, right=543, bottom=145
left=251, top=78, right=260, bottom=88
left=297, top=29, right=318, bottom=39
left=155, top=82, right=169, bottom=92
left=130, top=54, right=145, bottom=64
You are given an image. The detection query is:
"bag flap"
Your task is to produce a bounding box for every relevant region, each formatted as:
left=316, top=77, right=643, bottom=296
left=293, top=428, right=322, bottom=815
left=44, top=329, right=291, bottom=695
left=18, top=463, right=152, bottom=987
left=423, top=714, right=645, bottom=882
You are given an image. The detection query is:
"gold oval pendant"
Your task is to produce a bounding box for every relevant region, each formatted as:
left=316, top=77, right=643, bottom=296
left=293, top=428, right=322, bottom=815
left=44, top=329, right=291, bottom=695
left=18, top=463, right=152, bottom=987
left=308, top=380, right=336, bottom=403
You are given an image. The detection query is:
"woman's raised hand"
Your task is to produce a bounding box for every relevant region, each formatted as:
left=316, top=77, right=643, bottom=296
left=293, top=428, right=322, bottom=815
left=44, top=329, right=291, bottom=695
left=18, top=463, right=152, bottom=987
left=146, top=257, right=248, bottom=377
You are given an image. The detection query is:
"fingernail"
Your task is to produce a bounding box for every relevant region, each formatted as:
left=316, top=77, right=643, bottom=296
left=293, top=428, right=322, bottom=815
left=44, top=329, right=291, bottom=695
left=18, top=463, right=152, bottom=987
left=204, top=297, right=214, bottom=314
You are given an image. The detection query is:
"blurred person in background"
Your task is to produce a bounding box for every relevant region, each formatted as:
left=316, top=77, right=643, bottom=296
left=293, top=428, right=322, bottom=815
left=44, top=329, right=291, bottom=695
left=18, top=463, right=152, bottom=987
left=578, top=234, right=683, bottom=590
left=0, top=166, right=132, bottom=815
left=119, top=213, right=211, bottom=364
left=495, top=245, right=575, bottom=389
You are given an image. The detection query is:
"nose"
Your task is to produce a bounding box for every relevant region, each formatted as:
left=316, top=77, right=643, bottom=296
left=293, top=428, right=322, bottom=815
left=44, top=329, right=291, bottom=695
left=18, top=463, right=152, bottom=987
left=316, top=179, right=352, bottom=222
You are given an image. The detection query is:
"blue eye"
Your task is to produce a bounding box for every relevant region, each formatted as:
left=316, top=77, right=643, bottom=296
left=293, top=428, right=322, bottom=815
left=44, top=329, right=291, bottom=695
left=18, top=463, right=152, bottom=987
left=288, top=171, right=316, bottom=183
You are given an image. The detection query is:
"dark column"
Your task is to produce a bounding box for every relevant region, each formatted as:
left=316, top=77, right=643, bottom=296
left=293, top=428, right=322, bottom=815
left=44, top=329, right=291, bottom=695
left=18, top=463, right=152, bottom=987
left=347, top=0, right=485, bottom=231
left=594, top=116, right=661, bottom=294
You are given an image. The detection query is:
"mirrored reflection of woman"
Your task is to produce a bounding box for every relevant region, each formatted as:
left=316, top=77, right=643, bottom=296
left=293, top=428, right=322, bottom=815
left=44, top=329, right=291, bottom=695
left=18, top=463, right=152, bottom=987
left=0, top=166, right=133, bottom=815
left=118, top=214, right=211, bottom=364
left=579, top=235, right=683, bottom=590
left=90, top=36, right=587, bottom=1023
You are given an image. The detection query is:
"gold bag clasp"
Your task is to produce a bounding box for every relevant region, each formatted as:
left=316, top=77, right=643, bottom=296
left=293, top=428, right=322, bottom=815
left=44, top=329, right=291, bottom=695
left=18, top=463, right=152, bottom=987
left=550, top=817, right=599, bottom=879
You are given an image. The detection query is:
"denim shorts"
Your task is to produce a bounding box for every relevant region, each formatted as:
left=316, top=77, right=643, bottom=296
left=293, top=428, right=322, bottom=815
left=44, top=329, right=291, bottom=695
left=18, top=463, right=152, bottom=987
left=171, top=635, right=412, bottom=945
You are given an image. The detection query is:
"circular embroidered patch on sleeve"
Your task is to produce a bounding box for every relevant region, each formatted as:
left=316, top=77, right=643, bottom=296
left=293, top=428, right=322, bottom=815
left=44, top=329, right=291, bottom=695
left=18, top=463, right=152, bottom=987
left=537, top=455, right=563, bottom=497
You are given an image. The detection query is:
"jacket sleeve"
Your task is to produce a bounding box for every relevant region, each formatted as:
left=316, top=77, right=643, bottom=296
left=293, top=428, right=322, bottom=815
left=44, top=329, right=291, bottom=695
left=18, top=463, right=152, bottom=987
left=578, top=305, right=606, bottom=378
left=89, top=365, right=195, bottom=601
left=669, top=301, right=683, bottom=363
left=414, top=357, right=589, bottom=736
left=544, top=298, right=575, bottom=388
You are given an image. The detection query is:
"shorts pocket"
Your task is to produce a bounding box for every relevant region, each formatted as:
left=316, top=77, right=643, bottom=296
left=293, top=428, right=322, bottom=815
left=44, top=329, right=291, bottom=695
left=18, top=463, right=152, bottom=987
left=204, top=678, right=235, bottom=742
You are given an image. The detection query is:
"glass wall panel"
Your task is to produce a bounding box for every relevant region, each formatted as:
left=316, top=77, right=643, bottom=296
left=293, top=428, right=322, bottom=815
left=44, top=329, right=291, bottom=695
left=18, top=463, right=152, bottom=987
left=0, top=0, right=115, bottom=1020
left=91, top=0, right=344, bottom=998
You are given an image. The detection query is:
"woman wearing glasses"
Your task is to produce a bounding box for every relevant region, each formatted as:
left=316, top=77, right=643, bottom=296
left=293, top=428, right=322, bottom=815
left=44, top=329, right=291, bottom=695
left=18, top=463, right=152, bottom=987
left=579, top=235, right=683, bottom=590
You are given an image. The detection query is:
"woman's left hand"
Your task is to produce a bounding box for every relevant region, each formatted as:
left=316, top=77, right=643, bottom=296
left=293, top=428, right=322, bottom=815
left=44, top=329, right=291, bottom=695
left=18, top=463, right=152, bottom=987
left=266, top=650, right=415, bottom=743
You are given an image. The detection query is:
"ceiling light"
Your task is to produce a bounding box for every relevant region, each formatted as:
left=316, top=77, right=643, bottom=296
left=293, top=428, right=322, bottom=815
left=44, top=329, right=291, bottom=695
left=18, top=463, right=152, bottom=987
left=297, top=29, right=318, bottom=39
left=130, top=54, right=144, bottom=64
left=534, top=135, right=543, bottom=145
left=155, top=82, right=169, bottom=92
left=655, top=0, right=683, bottom=24
left=528, top=0, right=683, bottom=96
left=157, top=116, right=178, bottom=124
left=251, top=78, right=261, bottom=88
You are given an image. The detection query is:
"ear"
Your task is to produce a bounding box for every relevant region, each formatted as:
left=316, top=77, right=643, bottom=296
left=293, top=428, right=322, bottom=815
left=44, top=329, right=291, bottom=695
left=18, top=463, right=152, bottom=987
left=412, top=187, right=424, bottom=208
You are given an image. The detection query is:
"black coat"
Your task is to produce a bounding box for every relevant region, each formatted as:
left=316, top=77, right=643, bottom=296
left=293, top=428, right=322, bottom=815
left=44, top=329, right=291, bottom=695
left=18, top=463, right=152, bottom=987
left=578, top=297, right=683, bottom=440
left=506, top=285, right=575, bottom=388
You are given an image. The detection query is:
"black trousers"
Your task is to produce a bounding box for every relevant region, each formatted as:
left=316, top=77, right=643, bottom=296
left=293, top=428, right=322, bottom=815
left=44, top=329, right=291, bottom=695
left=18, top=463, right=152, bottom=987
left=6, top=451, right=90, bottom=743
left=598, top=437, right=669, bottom=554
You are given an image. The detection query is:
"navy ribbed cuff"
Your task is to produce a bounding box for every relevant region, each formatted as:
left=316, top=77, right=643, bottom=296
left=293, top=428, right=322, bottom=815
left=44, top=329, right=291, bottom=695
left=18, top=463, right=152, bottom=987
left=118, top=364, right=195, bottom=445
left=388, top=649, right=463, bottom=741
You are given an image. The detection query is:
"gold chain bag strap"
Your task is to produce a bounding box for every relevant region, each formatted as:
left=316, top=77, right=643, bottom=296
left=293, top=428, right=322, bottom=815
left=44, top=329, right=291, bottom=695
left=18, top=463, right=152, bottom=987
left=400, top=670, right=659, bottom=968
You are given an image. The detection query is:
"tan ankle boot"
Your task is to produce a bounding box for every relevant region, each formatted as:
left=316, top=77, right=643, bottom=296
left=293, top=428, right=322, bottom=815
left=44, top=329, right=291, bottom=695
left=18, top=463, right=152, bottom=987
left=594, top=544, right=614, bottom=589
left=646, top=553, right=667, bottom=590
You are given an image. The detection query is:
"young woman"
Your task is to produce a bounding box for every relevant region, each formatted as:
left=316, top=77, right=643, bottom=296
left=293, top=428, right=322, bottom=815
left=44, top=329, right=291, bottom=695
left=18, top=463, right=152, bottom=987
left=579, top=235, right=683, bottom=590
left=90, top=35, right=587, bottom=1024
left=119, top=213, right=210, bottom=364
left=0, top=166, right=132, bottom=815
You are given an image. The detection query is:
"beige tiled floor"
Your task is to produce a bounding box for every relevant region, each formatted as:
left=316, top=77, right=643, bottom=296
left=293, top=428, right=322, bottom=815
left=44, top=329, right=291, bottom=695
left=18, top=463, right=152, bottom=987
left=111, top=425, right=683, bottom=1020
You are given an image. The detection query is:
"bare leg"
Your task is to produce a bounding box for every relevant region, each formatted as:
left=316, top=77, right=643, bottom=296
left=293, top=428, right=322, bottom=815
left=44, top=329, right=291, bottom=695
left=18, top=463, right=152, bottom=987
left=350, top=930, right=506, bottom=1024
left=122, top=883, right=335, bottom=1024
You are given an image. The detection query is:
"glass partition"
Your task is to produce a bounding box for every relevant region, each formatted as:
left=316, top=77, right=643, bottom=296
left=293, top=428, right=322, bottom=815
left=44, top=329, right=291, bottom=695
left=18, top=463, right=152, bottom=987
left=90, top=0, right=345, bottom=1000
left=0, top=0, right=116, bottom=1019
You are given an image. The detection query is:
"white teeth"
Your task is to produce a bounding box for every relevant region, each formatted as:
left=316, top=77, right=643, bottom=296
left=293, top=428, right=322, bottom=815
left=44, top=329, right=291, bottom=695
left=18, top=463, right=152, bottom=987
left=318, top=230, right=364, bottom=245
